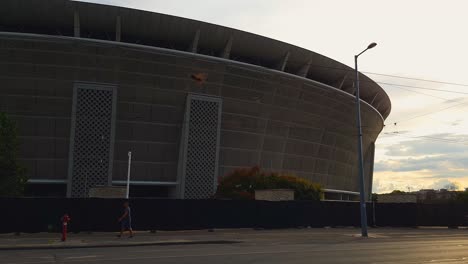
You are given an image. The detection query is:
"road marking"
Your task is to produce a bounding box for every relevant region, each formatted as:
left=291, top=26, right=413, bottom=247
left=426, top=257, right=468, bottom=263
left=69, top=250, right=296, bottom=262
left=5, top=256, right=100, bottom=264
left=65, top=255, right=99, bottom=259
left=374, top=256, right=468, bottom=264
left=133, top=248, right=196, bottom=253
left=5, top=250, right=299, bottom=264
left=5, top=261, right=54, bottom=264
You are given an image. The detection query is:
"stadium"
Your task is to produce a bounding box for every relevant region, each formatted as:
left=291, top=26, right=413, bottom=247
left=0, top=0, right=391, bottom=199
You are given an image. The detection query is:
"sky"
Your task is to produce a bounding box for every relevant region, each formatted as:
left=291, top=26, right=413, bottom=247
left=82, top=0, right=468, bottom=193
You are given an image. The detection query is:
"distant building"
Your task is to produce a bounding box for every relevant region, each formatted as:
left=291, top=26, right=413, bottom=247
left=378, top=193, right=417, bottom=203
left=378, top=189, right=460, bottom=204
left=415, top=189, right=458, bottom=203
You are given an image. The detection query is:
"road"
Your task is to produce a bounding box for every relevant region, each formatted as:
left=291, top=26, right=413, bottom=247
left=2, top=228, right=468, bottom=263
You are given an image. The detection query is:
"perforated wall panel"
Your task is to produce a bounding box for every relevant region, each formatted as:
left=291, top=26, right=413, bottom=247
left=179, top=95, right=222, bottom=199
left=67, top=83, right=116, bottom=198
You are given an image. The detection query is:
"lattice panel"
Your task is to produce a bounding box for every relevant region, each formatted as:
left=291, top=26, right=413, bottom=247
left=69, top=86, right=115, bottom=197
left=182, top=97, right=221, bottom=199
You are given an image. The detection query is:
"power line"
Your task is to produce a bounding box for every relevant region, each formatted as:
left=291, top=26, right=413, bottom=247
left=426, top=116, right=455, bottom=125
left=283, top=59, right=468, bottom=88
left=384, top=132, right=454, bottom=142
left=284, top=59, right=468, bottom=99
left=364, top=72, right=468, bottom=87
left=382, top=132, right=468, bottom=145
left=387, top=85, right=450, bottom=101
left=293, top=61, right=468, bottom=95
left=388, top=100, right=468, bottom=124
left=250, top=58, right=468, bottom=127
left=376, top=82, right=468, bottom=96
left=376, top=85, right=468, bottom=128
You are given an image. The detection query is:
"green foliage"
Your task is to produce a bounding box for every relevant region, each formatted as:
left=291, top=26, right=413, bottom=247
left=371, top=193, right=378, bottom=202
left=391, top=190, right=405, bottom=194
left=454, top=191, right=468, bottom=204
left=0, top=112, right=27, bottom=197
left=215, top=166, right=323, bottom=201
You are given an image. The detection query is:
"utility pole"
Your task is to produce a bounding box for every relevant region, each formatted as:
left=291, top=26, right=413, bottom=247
left=126, top=151, right=132, bottom=199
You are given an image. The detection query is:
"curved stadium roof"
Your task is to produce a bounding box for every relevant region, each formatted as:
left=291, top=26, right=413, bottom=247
left=0, top=0, right=391, bottom=119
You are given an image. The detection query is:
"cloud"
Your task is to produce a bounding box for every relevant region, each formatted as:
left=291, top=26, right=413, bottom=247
left=375, top=157, right=439, bottom=172
left=430, top=179, right=461, bottom=191
left=374, top=133, right=468, bottom=193
left=376, top=154, right=468, bottom=174
left=442, top=97, right=466, bottom=105
left=381, top=133, right=468, bottom=157
left=450, top=119, right=463, bottom=126
left=372, top=178, right=395, bottom=194
left=372, top=170, right=468, bottom=193
left=372, top=170, right=429, bottom=193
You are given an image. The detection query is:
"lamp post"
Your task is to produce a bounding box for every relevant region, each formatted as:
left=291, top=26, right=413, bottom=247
left=126, top=151, right=132, bottom=199
left=355, top=42, right=377, bottom=237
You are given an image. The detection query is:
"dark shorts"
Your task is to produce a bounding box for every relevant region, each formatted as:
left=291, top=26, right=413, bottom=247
left=121, top=219, right=132, bottom=230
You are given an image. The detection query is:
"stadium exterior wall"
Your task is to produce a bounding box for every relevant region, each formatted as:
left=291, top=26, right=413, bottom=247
left=0, top=0, right=389, bottom=199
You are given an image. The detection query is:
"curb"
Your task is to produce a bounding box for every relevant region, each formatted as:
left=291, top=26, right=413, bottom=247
left=0, top=240, right=241, bottom=251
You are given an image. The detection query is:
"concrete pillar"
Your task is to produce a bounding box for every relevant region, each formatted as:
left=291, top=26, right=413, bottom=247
left=222, top=36, right=233, bottom=59
left=337, top=73, right=349, bottom=90
left=74, top=11, right=80, bottom=38
left=297, top=59, right=312, bottom=77
left=370, top=92, right=380, bottom=105
left=115, top=16, right=121, bottom=42
left=276, top=52, right=290, bottom=72
left=189, top=29, right=200, bottom=53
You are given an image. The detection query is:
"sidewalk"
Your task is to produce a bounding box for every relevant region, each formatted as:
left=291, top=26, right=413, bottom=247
left=1, top=227, right=465, bottom=251
left=0, top=230, right=242, bottom=250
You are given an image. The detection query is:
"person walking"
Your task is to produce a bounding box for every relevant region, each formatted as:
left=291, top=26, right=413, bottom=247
left=117, top=201, right=134, bottom=238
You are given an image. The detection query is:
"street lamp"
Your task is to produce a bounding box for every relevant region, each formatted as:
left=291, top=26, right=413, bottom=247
left=355, top=42, right=377, bottom=237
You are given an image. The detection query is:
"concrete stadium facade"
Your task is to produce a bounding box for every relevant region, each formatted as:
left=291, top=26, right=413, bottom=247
left=0, top=0, right=391, bottom=199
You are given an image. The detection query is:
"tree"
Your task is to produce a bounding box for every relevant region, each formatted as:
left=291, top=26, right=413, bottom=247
left=444, top=182, right=459, bottom=191
left=0, top=112, right=27, bottom=196
left=455, top=190, right=468, bottom=204
left=215, top=166, right=323, bottom=201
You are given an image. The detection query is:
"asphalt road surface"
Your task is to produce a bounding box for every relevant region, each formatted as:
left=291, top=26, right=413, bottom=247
left=2, top=228, right=468, bottom=264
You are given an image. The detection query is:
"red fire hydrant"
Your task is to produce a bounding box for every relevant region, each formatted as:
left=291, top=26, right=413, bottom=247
left=61, top=214, right=71, bottom=242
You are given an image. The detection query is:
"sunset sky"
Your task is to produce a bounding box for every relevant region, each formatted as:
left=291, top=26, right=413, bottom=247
left=82, top=0, right=468, bottom=193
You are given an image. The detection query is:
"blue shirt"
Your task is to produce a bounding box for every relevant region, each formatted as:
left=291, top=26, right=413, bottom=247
left=123, top=207, right=131, bottom=222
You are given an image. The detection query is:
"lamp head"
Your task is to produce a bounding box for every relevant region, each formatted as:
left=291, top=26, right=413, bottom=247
left=367, top=42, right=377, bottom=49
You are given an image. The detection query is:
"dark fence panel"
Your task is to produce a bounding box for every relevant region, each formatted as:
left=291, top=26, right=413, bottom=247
left=323, top=202, right=361, bottom=227
left=417, top=203, right=467, bottom=227
left=374, top=203, right=418, bottom=227
left=2, top=198, right=468, bottom=233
